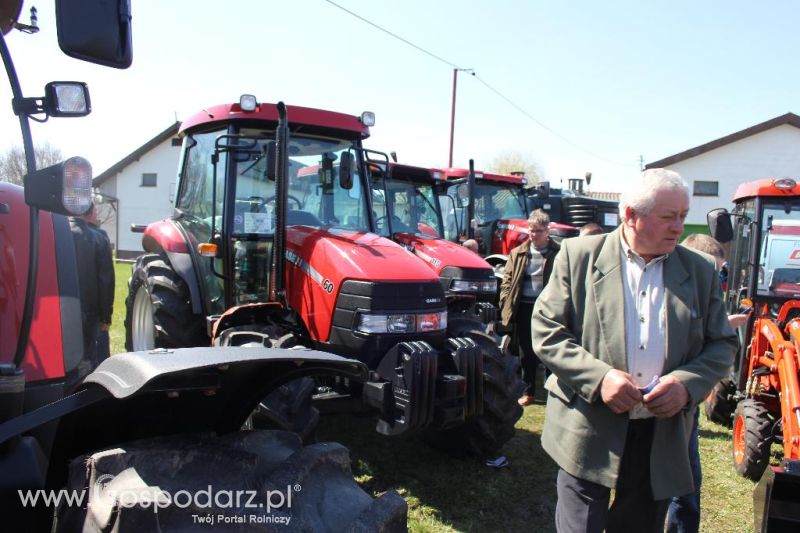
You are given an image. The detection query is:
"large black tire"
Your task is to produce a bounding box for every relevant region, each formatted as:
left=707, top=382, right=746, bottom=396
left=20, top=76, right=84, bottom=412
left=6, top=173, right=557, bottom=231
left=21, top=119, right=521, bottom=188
left=215, top=326, right=320, bottom=443
left=124, top=253, right=207, bottom=351
left=704, top=377, right=736, bottom=427
left=732, top=399, right=773, bottom=481
left=424, top=318, right=525, bottom=456
left=55, top=430, right=407, bottom=532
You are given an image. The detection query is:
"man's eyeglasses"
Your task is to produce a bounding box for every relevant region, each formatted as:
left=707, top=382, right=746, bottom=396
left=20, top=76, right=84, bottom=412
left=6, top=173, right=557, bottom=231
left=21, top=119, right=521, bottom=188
left=529, top=228, right=547, bottom=234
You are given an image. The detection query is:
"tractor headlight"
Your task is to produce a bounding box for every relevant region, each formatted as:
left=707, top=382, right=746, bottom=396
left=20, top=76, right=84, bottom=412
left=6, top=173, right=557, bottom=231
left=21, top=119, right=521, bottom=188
left=356, top=311, right=447, bottom=334
left=24, top=156, right=92, bottom=216
left=450, top=278, right=497, bottom=293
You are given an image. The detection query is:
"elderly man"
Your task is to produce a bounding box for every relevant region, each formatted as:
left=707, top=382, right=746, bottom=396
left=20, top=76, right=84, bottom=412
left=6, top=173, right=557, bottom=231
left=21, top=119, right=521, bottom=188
left=532, top=168, right=736, bottom=532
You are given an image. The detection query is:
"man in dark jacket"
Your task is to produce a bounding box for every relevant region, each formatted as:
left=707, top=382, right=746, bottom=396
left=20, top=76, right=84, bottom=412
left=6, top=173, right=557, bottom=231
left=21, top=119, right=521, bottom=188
left=499, top=209, right=560, bottom=406
left=69, top=204, right=114, bottom=368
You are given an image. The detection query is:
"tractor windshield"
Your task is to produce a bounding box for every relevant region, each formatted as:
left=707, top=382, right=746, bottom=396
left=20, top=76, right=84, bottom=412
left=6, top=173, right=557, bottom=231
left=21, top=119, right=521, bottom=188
left=371, top=176, right=443, bottom=237
left=757, top=202, right=800, bottom=298
left=235, top=131, right=369, bottom=233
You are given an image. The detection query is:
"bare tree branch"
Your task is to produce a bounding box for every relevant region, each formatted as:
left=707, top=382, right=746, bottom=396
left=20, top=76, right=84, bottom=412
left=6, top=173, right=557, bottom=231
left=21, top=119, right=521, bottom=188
left=0, top=143, right=64, bottom=185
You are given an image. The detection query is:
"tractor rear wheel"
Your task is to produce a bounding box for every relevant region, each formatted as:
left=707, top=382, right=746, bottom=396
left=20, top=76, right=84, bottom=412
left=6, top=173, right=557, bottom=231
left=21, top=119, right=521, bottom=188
left=732, top=399, right=772, bottom=481
left=124, top=253, right=206, bottom=351
left=55, top=430, right=407, bottom=532
left=424, top=319, right=525, bottom=456
left=704, top=377, right=736, bottom=427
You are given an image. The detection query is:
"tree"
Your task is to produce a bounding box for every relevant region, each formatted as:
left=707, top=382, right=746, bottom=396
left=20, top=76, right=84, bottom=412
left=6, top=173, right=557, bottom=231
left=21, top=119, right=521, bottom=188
left=0, top=143, right=63, bottom=185
left=487, top=150, right=543, bottom=187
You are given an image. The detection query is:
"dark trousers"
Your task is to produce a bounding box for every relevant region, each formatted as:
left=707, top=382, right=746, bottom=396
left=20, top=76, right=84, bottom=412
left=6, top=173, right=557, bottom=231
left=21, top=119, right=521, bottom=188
left=82, top=313, right=99, bottom=369
left=514, top=301, right=541, bottom=396
left=666, top=408, right=701, bottom=533
left=96, top=329, right=110, bottom=365
left=555, top=419, right=669, bottom=533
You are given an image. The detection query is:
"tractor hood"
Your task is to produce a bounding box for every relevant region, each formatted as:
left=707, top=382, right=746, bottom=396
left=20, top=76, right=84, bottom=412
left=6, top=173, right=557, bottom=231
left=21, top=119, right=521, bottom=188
left=286, top=226, right=439, bottom=282
left=490, top=218, right=529, bottom=256
left=392, top=233, right=492, bottom=276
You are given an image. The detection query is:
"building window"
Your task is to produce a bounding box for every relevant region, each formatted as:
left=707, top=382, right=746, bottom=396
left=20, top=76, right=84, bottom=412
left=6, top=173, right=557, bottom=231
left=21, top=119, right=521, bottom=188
left=693, top=180, right=718, bottom=197
left=141, top=173, right=158, bottom=187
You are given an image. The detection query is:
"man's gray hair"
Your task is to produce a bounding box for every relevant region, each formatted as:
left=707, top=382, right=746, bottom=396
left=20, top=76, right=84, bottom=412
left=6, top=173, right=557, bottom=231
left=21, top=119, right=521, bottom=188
left=619, top=168, right=689, bottom=221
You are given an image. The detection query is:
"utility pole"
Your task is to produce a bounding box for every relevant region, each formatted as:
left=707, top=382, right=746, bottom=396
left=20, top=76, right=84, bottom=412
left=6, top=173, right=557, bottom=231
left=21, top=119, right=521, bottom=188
left=639, top=154, right=645, bottom=171
left=448, top=68, right=474, bottom=167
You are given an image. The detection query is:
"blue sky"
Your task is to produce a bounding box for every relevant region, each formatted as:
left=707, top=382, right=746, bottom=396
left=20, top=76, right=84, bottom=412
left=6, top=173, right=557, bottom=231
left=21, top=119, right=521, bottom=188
left=2, top=0, right=800, bottom=193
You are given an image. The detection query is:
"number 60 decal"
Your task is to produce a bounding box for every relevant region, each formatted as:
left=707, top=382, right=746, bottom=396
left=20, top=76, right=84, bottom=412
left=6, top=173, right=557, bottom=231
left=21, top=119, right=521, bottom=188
left=322, top=279, right=334, bottom=294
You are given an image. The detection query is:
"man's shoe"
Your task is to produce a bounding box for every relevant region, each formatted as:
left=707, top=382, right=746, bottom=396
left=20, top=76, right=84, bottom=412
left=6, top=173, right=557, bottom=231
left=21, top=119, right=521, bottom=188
left=518, top=395, right=535, bottom=406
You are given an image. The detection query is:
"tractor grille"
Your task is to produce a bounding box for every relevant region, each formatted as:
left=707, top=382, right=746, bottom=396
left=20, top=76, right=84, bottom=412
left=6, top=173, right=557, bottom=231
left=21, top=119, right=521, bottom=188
left=327, top=280, right=447, bottom=367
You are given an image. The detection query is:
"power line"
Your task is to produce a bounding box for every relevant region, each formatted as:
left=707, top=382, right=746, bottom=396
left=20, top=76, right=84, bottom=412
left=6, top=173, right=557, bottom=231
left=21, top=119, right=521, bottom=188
left=323, top=0, right=459, bottom=69
left=324, top=0, right=634, bottom=168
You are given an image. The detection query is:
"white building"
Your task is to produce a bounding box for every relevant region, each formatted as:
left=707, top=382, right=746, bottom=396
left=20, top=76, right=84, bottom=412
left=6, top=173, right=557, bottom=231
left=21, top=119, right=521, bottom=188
left=646, top=112, right=800, bottom=232
left=93, top=123, right=180, bottom=259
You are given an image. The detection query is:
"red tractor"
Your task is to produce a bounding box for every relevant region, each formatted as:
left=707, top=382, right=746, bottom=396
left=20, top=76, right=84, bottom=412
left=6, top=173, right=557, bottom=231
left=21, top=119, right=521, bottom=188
left=436, top=164, right=579, bottom=274
left=0, top=2, right=404, bottom=530
left=708, top=177, right=800, bottom=531
left=125, top=99, right=523, bottom=456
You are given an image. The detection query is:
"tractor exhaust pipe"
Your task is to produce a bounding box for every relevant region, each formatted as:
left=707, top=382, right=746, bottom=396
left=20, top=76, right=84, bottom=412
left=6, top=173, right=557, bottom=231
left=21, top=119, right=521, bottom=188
left=466, top=159, right=476, bottom=241
left=271, top=102, right=288, bottom=304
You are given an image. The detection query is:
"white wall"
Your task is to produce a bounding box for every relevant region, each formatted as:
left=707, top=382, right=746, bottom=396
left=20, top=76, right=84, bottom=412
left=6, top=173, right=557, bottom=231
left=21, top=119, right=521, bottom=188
left=664, top=125, right=800, bottom=225
left=100, top=139, right=181, bottom=256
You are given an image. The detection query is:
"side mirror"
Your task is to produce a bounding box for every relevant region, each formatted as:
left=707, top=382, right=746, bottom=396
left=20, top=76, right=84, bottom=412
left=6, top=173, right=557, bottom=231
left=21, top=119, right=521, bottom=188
left=56, top=0, right=133, bottom=69
left=456, top=184, right=469, bottom=207
left=24, top=157, right=93, bottom=216
left=339, top=152, right=354, bottom=190
left=537, top=181, right=551, bottom=199
left=707, top=208, right=733, bottom=243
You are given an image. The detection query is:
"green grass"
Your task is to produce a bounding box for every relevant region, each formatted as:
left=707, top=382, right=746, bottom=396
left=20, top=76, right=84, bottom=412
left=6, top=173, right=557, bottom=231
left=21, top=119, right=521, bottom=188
left=108, top=260, right=759, bottom=532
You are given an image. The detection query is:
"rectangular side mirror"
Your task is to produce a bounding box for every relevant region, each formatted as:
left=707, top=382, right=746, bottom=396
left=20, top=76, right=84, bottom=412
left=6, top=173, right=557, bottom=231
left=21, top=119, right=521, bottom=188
left=56, top=0, right=133, bottom=69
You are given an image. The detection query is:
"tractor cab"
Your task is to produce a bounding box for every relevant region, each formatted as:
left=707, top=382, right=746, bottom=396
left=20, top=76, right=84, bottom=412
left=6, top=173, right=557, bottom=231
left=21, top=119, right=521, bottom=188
left=437, top=167, right=531, bottom=257
left=173, top=112, right=372, bottom=313
left=710, top=177, right=800, bottom=318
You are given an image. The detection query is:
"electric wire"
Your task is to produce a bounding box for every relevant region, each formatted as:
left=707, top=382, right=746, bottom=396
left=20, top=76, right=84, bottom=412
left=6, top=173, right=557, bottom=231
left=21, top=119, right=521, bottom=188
left=323, top=0, right=635, bottom=168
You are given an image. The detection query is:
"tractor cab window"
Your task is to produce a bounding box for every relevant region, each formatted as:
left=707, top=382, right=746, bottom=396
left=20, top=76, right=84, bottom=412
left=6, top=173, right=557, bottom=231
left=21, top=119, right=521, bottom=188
left=728, top=200, right=755, bottom=310
left=370, top=176, right=443, bottom=237
left=757, top=201, right=800, bottom=298
left=473, top=181, right=527, bottom=223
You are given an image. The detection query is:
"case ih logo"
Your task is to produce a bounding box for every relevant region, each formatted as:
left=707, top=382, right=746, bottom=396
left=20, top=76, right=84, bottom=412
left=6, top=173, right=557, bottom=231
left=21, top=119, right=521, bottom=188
left=790, top=249, right=800, bottom=260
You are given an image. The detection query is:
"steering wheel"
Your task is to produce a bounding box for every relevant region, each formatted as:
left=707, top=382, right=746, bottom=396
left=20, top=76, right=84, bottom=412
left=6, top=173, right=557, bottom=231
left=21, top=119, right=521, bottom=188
left=262, top=194, right=302, bottom=210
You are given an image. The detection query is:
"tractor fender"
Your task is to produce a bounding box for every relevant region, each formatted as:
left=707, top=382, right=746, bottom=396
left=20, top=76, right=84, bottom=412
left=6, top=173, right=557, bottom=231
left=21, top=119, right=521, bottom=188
left=141, top=220, right=203, bottom=314
left=0, top=347, right=367, bottom=450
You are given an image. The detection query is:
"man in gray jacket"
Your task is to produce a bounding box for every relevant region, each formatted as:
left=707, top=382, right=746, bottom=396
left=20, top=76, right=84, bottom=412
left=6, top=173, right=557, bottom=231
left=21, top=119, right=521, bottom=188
left=532, top=168, right=736, bottom=532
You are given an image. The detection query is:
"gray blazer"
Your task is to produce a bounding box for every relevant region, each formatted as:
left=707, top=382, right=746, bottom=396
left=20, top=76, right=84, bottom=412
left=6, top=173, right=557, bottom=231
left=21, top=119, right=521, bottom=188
left=532, top=227, right=736, bottom=499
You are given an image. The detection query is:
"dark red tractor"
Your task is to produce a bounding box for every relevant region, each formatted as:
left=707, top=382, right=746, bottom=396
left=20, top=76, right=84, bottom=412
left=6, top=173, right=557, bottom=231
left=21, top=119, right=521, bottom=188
left=0, top=2, right=404, bottom=531
left=436, top=164, right=579, bottom=278
left=125, top=99, right=523, bottom=457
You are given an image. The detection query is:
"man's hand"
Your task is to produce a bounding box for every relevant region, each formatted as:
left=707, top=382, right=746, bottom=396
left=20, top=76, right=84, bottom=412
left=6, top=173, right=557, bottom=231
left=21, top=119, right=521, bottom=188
left=600, top=369, right=643, bottom=414
left=642, top=374, right=689, bottom=417
left=727, top=312, right=750, bottom=329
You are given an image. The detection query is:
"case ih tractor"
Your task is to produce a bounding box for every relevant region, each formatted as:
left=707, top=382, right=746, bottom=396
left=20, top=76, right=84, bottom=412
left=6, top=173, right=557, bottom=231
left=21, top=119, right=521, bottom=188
left=708, top=177, right=800, bottom=532
left=436, top=165, right=579, bottom=275
left=125, top=99, right=523, bottom=456
left=0, top=1, right=404, bottom=531
left=366, top=161, right=503, bottom=327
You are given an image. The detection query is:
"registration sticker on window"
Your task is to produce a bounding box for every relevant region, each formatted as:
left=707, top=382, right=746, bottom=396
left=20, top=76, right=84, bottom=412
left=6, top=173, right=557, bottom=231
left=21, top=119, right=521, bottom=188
left=244, top=212, right=273, bottom=233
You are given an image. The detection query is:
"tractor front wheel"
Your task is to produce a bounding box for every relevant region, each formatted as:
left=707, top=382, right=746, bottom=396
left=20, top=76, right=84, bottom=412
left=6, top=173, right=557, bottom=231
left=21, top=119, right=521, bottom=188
left=424, top=319, right=525, bottom=456
left=124, top=253, right=206, bottom=351
left=732, top=399, right=772, bottom=481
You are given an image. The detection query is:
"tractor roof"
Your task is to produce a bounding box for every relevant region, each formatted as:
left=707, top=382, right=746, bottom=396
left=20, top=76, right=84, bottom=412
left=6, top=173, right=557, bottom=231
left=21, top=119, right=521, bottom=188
left=438, top=167, right=527, bottom=186
left=733, top=178, right=800, bottom=202
left=179, top=102, right=371, bottom=139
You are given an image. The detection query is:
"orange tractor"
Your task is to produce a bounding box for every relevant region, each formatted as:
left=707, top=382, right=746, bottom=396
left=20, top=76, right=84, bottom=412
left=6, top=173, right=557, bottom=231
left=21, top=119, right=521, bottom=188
left=708, top=177, right=800, bottom=531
